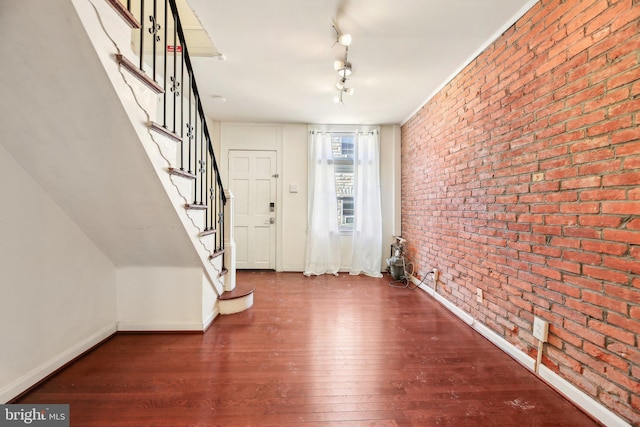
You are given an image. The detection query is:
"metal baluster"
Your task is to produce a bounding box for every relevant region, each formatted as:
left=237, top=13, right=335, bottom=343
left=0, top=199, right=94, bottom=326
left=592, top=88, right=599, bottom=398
left=193, top=109, right=199, bottom=204
left=162, top=0, right=167, bottom=127
left=200, top=116, right=205, bottom=205
left=187, top=74, right=192, bottom=174
left=167, top=0, right=227, bottom=247
left=139, top=0, right=144, bottom=71
left=170, top=13, right=182, bottom=133
left=149, top=0, right=159, bottom=80
left=179, top=31, right=184, bottom=170
left=208, top=148, right=214, bottom=230
left=219, top=194, right=225, bottom=252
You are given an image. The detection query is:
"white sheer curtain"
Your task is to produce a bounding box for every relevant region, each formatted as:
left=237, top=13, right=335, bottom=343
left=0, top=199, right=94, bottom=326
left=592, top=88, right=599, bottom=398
left=350, top=131, right=382, bottom=277
left=304, top=131, right=341, bottom=276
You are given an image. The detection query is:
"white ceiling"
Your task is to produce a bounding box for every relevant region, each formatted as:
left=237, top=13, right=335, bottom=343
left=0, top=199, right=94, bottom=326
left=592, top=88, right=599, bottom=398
left=186, top=0, right=536, bottom=125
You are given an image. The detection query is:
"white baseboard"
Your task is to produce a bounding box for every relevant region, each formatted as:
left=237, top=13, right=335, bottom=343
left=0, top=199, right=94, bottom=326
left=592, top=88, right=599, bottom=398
left=203, top=308, right=219, bottom=331
left=0, top=324, right=116, bottom=403
left=538, top=364, right=631, bottom=427
left=413, top=278, right=631, bottom=427
left=117, top=321, right=206, bottom=332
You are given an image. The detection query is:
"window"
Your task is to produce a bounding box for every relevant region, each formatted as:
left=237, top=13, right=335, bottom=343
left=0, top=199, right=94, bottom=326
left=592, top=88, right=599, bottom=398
left=331, top=133, right=355, bottom=231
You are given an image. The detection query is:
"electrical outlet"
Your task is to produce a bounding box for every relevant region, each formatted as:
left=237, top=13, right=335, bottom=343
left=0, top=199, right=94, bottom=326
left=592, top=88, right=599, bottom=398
left=533, top=317, right=549, bottom=342
left=476, top=288, right=483, bottom=303
left=433, top=269, right=439, bottom=282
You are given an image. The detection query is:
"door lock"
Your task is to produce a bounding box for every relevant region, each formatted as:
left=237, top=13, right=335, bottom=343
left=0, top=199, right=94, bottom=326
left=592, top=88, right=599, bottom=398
left=270, top=202, right=275, bottom=212
left=269, top=217, right=275, bottom=224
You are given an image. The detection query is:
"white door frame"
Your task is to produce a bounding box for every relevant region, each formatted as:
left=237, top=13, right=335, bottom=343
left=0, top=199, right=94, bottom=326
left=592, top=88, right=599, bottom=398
left=228, top=149, right=277, bottom=270
left=219, top=123, right=284, bottom=271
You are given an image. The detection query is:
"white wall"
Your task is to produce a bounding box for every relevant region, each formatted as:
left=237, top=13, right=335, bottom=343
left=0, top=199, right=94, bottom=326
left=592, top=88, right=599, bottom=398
left=116, top=266, right=207, bottom=331
left=0, top=145, right=117, bottom=403
left=219, top=122, right=401, bottom=272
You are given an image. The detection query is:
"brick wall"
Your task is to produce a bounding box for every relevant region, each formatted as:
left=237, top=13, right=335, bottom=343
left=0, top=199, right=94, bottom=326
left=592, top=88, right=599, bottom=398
left=401, top=0, right=640, bottom=423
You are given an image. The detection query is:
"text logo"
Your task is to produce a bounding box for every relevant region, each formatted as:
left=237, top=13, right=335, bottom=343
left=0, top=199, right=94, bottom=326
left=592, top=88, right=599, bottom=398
left=0, top=405, right=69, bottom=427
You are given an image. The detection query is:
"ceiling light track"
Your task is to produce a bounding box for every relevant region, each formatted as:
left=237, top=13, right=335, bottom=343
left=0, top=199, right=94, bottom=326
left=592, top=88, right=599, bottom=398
left=332, top=24, right=354, bottom=105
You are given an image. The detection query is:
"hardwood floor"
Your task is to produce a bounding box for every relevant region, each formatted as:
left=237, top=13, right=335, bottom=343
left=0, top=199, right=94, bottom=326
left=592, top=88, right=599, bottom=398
left=18, top=271, right=600, bottom=426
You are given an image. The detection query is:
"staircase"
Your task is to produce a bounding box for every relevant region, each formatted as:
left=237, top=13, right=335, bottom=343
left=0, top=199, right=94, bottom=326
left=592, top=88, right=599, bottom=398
left=72, top=0, right=254, bottom=321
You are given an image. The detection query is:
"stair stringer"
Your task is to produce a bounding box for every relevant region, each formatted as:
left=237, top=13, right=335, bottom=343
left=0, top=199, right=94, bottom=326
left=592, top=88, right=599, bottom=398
left=71, top=0, right=228, bottom=313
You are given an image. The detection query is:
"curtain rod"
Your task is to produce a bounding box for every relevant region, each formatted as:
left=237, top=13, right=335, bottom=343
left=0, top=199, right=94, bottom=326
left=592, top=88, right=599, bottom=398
left=309, top=130, right=378, bottom=135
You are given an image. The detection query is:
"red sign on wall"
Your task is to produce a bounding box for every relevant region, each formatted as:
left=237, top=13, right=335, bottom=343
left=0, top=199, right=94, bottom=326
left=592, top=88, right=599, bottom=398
left=167, top=45, right=182, bottom=53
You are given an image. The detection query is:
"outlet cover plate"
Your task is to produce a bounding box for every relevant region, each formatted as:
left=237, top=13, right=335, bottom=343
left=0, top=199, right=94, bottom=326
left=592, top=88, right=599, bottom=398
left=476, top=288, right=483, bottom=303
left=533, top=316, right=549, bottom=342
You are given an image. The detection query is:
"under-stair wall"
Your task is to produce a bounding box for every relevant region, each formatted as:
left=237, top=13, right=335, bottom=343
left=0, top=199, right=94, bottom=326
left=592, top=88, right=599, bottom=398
left=0, top=0, right=235, bottom=402
left=71, top=0, right=235, bottom=326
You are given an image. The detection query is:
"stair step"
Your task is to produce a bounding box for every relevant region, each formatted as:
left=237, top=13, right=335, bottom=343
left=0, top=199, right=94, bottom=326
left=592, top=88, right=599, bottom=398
left=115, top=54, right=163, bottom=94
left=105, top=0, right=140, bottom=28
left=200, top=229, right=217, bottom=237
left=150, top=122, right=182, bottom=143
left=209, top=248, right=225, bottom=260
left=185, top=203, right=207, bottom=210
left=218, top=283, right=255, bottom=301
left=169, top=168, right=196, bottom=180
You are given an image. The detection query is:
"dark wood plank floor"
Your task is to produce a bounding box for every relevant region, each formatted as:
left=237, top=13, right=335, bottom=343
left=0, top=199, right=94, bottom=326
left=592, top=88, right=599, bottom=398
left=18, top=271, right=600, bottom=426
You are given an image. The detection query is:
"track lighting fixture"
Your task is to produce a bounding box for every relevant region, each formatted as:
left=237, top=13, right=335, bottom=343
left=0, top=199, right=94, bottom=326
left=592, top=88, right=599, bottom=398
left=332, top=24, right=354, bottom=104
left=332, top=25, right=351, bottom=47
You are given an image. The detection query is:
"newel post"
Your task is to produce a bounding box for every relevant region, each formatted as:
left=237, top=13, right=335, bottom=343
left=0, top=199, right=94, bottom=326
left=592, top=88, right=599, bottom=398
left=223, top=189, right=236, bottom=292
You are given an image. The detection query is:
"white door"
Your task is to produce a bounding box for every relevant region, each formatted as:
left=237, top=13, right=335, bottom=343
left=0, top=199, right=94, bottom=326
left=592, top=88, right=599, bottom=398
left=229, top=150, right=277, bottom=269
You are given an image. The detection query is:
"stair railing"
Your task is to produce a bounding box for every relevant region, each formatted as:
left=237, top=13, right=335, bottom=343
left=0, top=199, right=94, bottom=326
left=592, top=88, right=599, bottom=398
left=117, top=0, right=227, bottom=263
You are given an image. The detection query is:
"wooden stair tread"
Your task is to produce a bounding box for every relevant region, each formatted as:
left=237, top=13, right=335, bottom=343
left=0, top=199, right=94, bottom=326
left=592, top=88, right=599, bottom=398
left=200, top=229, right=217, bottom=237
left=209, top=249, right=225, bottom=260
left=218, top=283, right=255, bottom=301
left=150, top=122, right=182, bottom=143
left=105, top=0, right=140, bottom=28
left=185, top=203, right=207, bottom=210
left=115, top=54, right=164, bottom=94
left=169, top=167, right=196, bottom=180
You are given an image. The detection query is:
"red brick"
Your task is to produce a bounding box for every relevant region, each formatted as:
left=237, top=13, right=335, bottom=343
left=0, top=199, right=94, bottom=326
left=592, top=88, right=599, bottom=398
left=588, top=319, right=636, bottom=346
left=546, top=191, right=578, bottom=203
left=560, top=176, right=602, bottom=189
left=602, top=171, right=640, bottom=187
left=546, top=279, right=582, bottom=298
left=612, top=127, right=640, bottom=144
left=604, top=229, right=640, bottom=245
left=604, top=284, right=640, bottom=304
left=400, top=0, right=640, bottom=418
left=545, top=216, right=578, bottom=226
left=607, top=312, right=640, bottom=335
left=564, top=295, right=605, bottom=319
left=583, top=86, right=629, bottom=113
left=563, top=226, right=600, bottom=239
left=581, top=239, right=627, bottom=255
left=562, top=249, right=601, bottom=265
left=564, top=319, right=606, bottom=347
left=579, top=189, right=626, bottom=201
left=583, top=265, right=629, bottom=285
left=559, top=203, right=599, bottom=214
left=603, top=256, right=640, bottom=274
left=566, top=110, right=607, bottom=131
left=573, top=147, right=616, bottom=164
left=609, top=67, right=640, bottom=90
left=545, top=167, right=578, bottom=180
left=609, top=98, right=640, bottom=119
left=602, top=201, right=640, bottom=215
left=547, top=258, right=581, bottom=274
left=569, top=135, right=612, bottom=153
